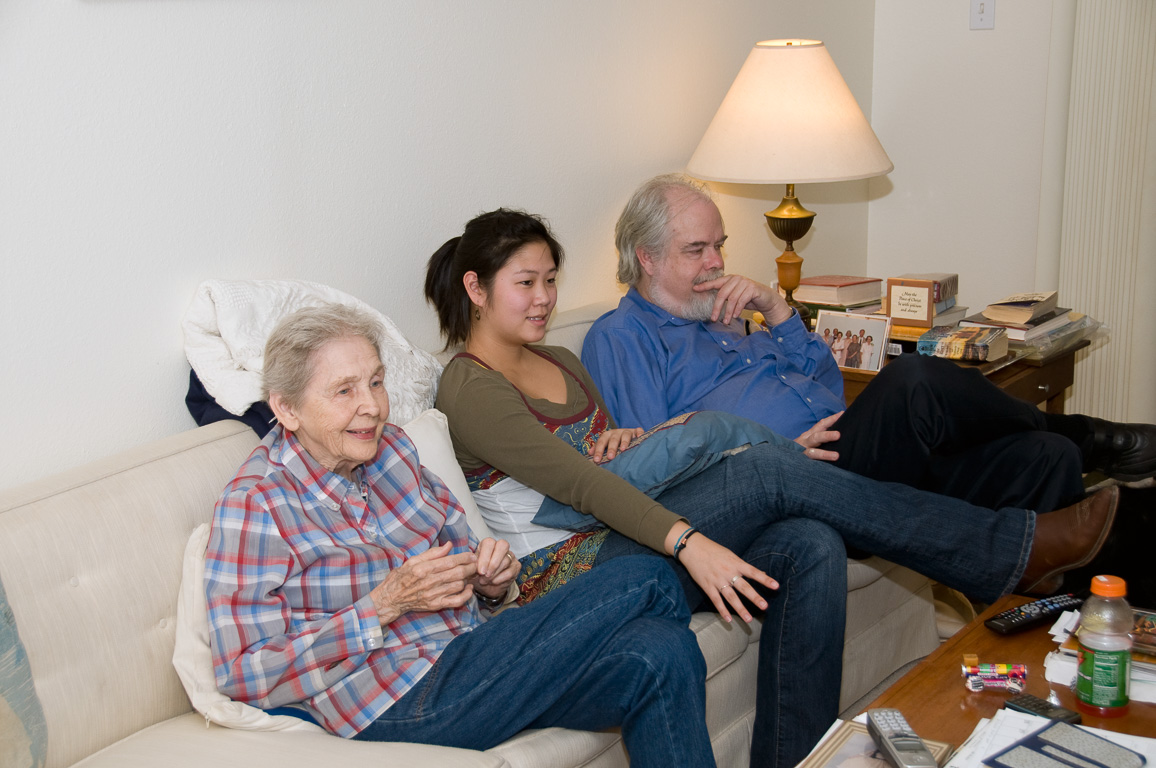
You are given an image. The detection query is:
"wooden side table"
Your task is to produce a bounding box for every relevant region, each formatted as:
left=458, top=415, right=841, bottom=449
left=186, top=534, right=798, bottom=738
left=841, top=341, right=1088, bottom=413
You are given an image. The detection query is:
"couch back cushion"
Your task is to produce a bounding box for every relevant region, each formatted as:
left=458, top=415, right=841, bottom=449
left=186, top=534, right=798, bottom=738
left=0, top=421, right=259, bottom=768
left=541, top=299, right=619, bottom=357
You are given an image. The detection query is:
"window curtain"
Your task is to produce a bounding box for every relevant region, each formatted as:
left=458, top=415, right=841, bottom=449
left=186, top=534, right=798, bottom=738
left=1057, top=0, right=1156, bottom=422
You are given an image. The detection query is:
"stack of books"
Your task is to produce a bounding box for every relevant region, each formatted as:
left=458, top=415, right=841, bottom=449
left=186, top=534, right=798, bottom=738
left=916, top=325, right=1009, bottom=362
left=960, top=291, right=1079, bottom=347
left=791, top=275, right=883, bottom=317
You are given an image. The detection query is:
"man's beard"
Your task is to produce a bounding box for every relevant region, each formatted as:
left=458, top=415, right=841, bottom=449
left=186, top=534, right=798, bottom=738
left=650, top=268, right=725, bottom=321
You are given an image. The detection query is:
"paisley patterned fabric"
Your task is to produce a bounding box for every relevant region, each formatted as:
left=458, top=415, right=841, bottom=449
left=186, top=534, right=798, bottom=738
left=514, top=529, right=610, bottom=605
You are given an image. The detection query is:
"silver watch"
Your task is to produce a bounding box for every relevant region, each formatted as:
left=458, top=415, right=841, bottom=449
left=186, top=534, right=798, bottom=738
left=476, top=589, right=504, bottom=609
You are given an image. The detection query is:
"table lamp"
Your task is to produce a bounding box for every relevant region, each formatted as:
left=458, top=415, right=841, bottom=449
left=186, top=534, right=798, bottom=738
left=687, top=39, right=893, bottom=327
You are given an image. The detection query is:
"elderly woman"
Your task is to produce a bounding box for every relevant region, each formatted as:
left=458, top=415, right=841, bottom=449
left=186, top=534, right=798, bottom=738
left=204, top=304, right=716, bottom=766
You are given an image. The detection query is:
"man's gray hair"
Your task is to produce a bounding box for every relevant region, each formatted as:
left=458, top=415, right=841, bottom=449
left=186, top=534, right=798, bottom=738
left=614, top=173, right=714, bottom=286
left=263, top=303, right=384, bottom=406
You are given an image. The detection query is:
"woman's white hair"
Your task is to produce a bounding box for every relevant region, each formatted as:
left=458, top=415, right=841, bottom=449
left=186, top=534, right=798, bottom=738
left=262, top=304, right=384, bottom=407
left=614, top=173, right=713, bottom=286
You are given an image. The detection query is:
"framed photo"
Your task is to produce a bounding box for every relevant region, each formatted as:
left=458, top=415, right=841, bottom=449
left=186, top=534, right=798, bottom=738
left=816, top=310, right=892, bottom=372
left=797, top=720, right=952, bottom=768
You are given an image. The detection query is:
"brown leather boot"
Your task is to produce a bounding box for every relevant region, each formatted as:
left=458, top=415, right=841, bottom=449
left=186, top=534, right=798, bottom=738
left=1016, top=486, right=1119, bottom=594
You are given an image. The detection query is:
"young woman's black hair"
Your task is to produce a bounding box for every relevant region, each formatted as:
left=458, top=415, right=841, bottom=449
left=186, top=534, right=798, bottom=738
left=424, top=208, right=564, bottom=347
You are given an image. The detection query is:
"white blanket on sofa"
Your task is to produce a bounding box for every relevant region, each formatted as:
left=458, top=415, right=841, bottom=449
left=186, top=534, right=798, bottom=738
left=182, top=279, right=443, bottom=425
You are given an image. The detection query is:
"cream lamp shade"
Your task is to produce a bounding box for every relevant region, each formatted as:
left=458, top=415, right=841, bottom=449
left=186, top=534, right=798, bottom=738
left=687, top=39, right=893, bottom=183
left=687, top=39, right=892, bottom=328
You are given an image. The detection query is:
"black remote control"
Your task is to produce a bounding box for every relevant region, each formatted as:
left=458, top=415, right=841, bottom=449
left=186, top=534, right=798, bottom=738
left=984, top=593, right=1083, bottom=635
left=1004, top=693, right=1082, bottom=724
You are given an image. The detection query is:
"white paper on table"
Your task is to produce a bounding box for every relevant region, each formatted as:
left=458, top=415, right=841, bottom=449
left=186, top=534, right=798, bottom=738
left=944, top=709, right=1156, bottom=768
left=1049, top=611, right=1080, bottom=641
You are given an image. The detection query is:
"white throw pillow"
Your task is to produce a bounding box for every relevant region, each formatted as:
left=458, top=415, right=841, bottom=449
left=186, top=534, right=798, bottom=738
left=402, top=409, right=493, bottom=540
left=172, top=408, right=488, bottom=730
left=172, top=523, right=323, bottom=731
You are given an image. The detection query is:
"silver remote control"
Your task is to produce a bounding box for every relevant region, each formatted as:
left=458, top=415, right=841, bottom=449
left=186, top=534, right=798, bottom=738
left=866, top=708, right=938, bottom=768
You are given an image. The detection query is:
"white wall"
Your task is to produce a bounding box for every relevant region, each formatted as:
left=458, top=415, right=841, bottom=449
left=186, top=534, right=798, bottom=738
left=868, top=0, right=1155, bottom=424
left=1, top=1, right=885, bottom=489
left=868, top=0, right=1068, bottom=312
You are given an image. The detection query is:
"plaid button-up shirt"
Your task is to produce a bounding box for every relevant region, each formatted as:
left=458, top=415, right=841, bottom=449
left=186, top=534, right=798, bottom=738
left=205, top=423, right=479, bottom=737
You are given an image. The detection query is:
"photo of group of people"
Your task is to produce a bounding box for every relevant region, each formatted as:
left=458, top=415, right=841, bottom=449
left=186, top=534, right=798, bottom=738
left=814, top=310, right=891, bottom=372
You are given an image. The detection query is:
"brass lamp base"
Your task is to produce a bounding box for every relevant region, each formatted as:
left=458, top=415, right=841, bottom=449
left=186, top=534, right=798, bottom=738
left=764, top=184, right=816, bottom=329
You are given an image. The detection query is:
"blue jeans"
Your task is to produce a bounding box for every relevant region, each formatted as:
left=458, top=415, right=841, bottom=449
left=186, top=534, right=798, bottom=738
left=596, top=442, right=1036, bottom=768
left=354, top=556, right=715, bottom=768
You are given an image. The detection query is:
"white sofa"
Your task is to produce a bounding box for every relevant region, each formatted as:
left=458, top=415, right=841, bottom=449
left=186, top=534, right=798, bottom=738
left=0, top=301, right=939, bottom=768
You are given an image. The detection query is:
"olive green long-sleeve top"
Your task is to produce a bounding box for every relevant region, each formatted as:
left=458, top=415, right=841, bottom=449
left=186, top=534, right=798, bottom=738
left=436, top=345, right=684, bottom=553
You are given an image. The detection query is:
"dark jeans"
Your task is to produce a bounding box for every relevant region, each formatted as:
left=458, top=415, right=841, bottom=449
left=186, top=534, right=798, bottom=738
left=595, top=441, right=1035, bottom=768
left=355, top=556, right=715, bottom=768
left=829, top=354, right=1086, bottom=513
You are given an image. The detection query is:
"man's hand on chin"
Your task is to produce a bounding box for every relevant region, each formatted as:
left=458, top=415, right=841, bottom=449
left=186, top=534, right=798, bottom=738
left=693, top=274, right=794, bottom=327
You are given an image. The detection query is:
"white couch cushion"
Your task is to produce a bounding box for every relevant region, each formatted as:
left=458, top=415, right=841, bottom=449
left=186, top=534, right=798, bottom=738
left=0, top=421, right=261, bottom=768
left=70, top=713, right=506, bottom=768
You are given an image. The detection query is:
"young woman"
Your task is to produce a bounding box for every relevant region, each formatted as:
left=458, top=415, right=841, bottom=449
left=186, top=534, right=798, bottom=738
left=424, top=208, right=1115, bottom=768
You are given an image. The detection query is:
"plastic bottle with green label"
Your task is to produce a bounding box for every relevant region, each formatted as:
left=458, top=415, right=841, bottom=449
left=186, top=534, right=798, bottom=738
left=1076, top=574, right=1132, bottom=717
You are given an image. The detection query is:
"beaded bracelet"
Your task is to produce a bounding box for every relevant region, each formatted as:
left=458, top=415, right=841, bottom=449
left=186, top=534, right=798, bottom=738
left=673, top=527, right=700, bottom=561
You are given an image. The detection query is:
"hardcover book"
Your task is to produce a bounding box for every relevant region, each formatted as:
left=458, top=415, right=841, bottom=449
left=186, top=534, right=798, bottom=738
left=894, top=272, right=958, bottom=302
left=798, top=300, right=883, bottom=317
left=982, top=291, right=1059, bottom=324
left=794, top=275, right=883, bottom=306
left=960, top=308, right=1073, bottom=342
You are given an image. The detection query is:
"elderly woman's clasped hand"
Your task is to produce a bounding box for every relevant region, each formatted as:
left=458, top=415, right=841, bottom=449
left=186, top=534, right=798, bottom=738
left=471, top=536, right=520, bottom=596
left=369, top=538, right=518, bottom=626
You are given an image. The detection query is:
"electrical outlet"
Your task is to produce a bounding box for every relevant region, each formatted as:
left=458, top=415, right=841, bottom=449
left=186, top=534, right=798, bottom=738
left=971, top=0, right=995, bottom=29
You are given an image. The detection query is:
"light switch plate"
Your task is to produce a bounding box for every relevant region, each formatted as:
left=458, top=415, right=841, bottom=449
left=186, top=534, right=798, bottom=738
left=971, top=0, right=995, bottom=29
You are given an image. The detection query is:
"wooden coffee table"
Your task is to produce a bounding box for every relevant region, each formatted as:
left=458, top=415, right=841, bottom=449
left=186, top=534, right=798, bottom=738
left=862, top=594, right=1156, bottom=747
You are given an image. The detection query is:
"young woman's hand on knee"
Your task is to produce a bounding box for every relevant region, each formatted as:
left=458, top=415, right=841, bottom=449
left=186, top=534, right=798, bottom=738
left=677, top=534, right=777, bottom=624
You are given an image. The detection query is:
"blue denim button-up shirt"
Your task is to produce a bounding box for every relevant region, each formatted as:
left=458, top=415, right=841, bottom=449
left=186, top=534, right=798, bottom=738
left=582, top=288, right=844, bottom=439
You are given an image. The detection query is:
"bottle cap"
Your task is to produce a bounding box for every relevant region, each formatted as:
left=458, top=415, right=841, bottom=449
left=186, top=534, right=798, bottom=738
left=1090, top=574, right=1127, bottom=597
